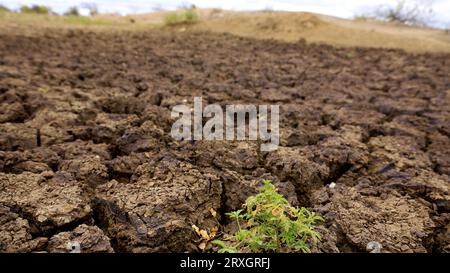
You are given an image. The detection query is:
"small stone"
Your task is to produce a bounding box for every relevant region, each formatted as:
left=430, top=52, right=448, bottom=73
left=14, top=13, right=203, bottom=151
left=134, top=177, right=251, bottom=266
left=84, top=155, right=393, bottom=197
left=366, top=241, right=382, bottom=253
left=40, top=170, right=55, bottom=179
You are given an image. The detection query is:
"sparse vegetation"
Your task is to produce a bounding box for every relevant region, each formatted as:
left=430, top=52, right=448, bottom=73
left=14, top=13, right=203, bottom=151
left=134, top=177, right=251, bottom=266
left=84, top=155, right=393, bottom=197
left=0, top=4, right=10, bottom=12
left=353, top=15, right=375, bottom=22
left=163, top=8, right=199, bottom=26
left=213, top=180, right=322, bottom=253
left=20, top=5, right=52, bottom=15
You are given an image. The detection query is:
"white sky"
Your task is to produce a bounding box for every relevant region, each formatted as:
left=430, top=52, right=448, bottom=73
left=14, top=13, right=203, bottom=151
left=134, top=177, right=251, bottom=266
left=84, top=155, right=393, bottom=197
left=2, top=0, right=449, bottom=27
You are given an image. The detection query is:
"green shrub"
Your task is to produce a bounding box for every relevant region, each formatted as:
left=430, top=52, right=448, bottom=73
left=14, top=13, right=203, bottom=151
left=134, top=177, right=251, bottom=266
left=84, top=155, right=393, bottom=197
left=163, top=8, right=198, bottom=26
left=183, top=9, right=198, bottom=22
left=164, top=12, right=181, bottom=25
left=213, top=180, right=322, bottom=253
left=20, top=5, right=51, bottom=14
left=64, top=6, right=80, bottom=16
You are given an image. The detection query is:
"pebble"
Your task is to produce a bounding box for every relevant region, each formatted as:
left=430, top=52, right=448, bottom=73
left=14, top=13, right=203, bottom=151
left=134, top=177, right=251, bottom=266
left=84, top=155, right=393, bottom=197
left=366, top=241, right=382, bottom=253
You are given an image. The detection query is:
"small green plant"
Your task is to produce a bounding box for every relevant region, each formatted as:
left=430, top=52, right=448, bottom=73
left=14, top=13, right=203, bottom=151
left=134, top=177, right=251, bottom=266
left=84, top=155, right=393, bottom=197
left=213, top=180, right=322, bottom=253
left=163, top=8, right=198, bottom=26
left=20, top=5, right=51, bottom=14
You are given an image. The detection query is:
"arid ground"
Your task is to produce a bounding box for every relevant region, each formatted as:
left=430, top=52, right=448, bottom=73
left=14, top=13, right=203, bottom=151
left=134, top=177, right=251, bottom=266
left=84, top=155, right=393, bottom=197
left=0, top=11, right=449, bottom=253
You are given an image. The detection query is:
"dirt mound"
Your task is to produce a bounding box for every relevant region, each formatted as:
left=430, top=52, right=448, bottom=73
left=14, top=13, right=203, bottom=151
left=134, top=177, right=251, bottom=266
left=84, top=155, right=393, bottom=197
left=176, top=11, right=450, bottom=53
left=0, top=26, right=449, bottom=252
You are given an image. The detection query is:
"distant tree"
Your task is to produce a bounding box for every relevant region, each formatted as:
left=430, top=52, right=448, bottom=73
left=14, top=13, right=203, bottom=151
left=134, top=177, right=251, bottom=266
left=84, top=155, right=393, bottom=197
left=64, top=6, right=80, bottom=16
left=81, top=3, right=98, bottom=16
left=375, top=0, right=435, bottom=26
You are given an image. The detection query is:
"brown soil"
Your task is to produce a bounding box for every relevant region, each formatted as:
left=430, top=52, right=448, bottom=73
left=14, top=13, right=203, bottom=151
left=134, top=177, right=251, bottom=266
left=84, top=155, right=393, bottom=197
left=0, top=25, right=449, bottom=253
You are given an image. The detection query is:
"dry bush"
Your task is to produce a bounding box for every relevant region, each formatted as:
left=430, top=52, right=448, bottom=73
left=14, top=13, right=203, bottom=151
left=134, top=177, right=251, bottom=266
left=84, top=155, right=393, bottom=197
left=375, top=0, right=435, bottom=26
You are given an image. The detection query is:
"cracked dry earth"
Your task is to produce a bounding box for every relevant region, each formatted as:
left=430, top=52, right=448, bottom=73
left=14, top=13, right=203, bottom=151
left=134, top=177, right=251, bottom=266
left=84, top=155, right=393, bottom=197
left=0, top=27, right=449, bottom=253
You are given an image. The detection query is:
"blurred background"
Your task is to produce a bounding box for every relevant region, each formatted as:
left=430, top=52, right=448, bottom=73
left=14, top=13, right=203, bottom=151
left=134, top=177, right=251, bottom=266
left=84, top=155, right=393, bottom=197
left=1, top=0, right=449, bottom=28
left=1, top=1, right=449, bottom=53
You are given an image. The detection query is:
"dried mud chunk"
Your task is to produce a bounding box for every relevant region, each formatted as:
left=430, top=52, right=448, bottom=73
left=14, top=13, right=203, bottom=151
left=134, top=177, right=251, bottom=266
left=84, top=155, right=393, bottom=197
left=140, top=105, right=172, bottom=131
left=311, top=225, right=340, bottom=253
left=137, top=91, right=164, bottom=107
left=382, top=120, right=427, bottom=146
left=327, top=186, right=434, bottom=253
left=220, top=169, right=298, bottom=211
left=160, top=95, right=192, bottom=109
left=0, top=205, right=48, bottom=252
left=279, top=126, right=334, bottom=147
left=10, top=161, right=51, bottom=173
left=280, top=104, right=324, bottom=127
left=407, top=170, right=450, bottom=211
left=374, top=96, right=428, bottom=116
left=48, top=171, right=76, bottom=184
left=312, top=125, right=369, bottom=176
left=0, top=124, right=39, bottom=150
left=390, top=114, right=435, bottom=135
left=59, top=155, right=109, bottom=187
left=99, top=95, right=145, bottom=115
left=0, top=77, right=27, bottom=88
left=323, top=107, right=385, bottom=130
left=24, top=147, right=60, bottom=167
left=47, top=224, right=113, bottom=253
left=359, top=168, right=449, bottom=211
left=423, top=111, right=450, bottom=139
left=95, top=158, right=222, bottom=252
left=50, top=140, right=111, bottom=160
left=107, top=153, right=149, bottom=182
left=368, top=136, right=432, bottom=172
left=265, top=147, right=329, bottom=204
left=0, top=172, right=92, bottom=233
left=90, top=113, right=140, bottom=143
left=116, top=121, right=167, bottom=155
left=24, top=109, right=79, bottom=146
left=279, top=128, right=309, bottom=147
left=227, top=88, right=256, bottom=100
left=0, top=148, right=59, bottom=173
left=427, top=133, right=450, bottom=176
left=29, top=109, right=78, bottom=128
left=193, top=141, right=259, bottom=172
left=260, top=88, right=291, bottom=102
left=432, top=214, right=450, bottom=253
left=0, top=102, right=28, bottom=123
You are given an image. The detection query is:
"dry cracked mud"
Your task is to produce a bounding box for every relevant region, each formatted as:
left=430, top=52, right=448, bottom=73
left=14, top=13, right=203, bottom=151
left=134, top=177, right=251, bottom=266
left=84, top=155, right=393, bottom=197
left=0, top=27, right=449, bottom=253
